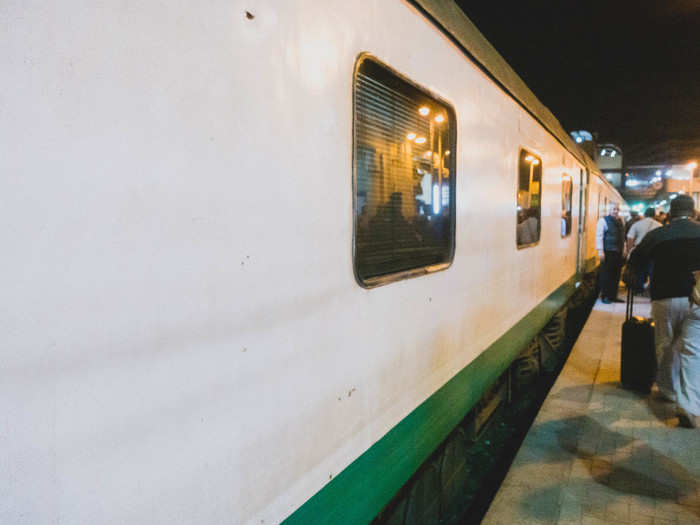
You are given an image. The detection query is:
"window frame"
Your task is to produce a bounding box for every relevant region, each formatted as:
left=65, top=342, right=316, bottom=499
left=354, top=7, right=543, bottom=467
left=603, top=196, right=608, bottom=218
left=515, top=147, right=543, bottom=250
left=351, top=53, right=458, bottom=289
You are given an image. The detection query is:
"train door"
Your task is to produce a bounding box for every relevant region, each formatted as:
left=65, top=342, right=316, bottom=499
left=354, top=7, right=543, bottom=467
left=576, top=168, right=588, bottom=274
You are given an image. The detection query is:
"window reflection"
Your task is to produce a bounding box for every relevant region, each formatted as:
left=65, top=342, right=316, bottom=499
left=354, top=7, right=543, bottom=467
left=561, top=174, right=573, bottom=237
left=516, top=150, right=542, bottom=247
left=354, top=57, right=455, bottom=284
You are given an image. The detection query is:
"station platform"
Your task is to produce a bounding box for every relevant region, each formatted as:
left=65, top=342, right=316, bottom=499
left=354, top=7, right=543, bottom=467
left=481, top=297, right=700, bottom=525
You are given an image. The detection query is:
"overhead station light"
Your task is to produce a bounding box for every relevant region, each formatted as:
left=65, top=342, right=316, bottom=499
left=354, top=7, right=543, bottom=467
left=599, top=147, right=619, bottom=158
left=570, top=130, right=593, bottom=144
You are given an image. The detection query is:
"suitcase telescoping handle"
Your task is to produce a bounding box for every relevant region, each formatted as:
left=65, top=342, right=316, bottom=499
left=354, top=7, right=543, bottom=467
left=626, top=287, right=634, bottom=321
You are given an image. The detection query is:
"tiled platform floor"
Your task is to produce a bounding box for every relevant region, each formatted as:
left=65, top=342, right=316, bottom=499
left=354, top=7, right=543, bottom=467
left=482, top=296, right=700, bottom=525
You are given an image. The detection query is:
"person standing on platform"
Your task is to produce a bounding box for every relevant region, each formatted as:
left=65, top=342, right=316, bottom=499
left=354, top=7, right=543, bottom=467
left=596, top=203, right=625, bottom=304
left=626, top=207, right=662, bottom=294
left=628, top=195, right=700, bottom=417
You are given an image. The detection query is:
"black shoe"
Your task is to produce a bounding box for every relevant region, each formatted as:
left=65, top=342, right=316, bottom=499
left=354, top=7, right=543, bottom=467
left=612, top=297, right=625, bottom=303
left=651, top=390, right=675, bottom=403
left=601, top=298, right=611, bottom=304
left=678, top=411, right=699, bottom=428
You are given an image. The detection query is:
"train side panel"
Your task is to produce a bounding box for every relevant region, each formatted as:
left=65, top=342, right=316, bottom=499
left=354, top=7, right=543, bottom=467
left=0, top=1, right=607, bottom=524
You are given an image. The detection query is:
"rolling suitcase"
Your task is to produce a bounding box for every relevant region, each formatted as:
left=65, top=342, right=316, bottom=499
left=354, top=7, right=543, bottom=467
left=621, top=288, right=656, bottom=393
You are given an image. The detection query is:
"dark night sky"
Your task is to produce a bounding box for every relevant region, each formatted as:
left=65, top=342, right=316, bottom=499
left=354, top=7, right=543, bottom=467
left=456, top=0, right=700, bottom=166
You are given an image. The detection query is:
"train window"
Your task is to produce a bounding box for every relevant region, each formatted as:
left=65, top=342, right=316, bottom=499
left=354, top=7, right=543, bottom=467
left=561, top=174, right=573, bottom=237
left=516, top=149, right=542, bottom=248
left=579, top=169, right=587, bottom=233
left=353, top=56, right=456, bottom=286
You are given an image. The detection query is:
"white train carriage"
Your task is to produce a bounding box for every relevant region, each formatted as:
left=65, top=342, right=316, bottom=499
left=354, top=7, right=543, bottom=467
left=0, top=1, right=624, bottom=524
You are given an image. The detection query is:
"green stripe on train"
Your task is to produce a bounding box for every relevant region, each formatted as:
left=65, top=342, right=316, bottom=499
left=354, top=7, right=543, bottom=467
left=284, top=274, right=579, bottom=525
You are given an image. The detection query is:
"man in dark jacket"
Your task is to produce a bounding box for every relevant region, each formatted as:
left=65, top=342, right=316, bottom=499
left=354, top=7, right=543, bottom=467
left=595, top=203, right=625, bottom=303
left=629, top=194, right=700, bottom=424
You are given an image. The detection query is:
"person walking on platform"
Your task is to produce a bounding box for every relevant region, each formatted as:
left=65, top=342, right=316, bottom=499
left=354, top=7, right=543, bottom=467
left=628, top=195, right=700, bottom=418
left=596, top=203, right=625, bottom=303
left=625, top=210, right=640, bottom=236
left=677, top=271, right=700, bottom=427
left=626, top=207, right=662, bottom=294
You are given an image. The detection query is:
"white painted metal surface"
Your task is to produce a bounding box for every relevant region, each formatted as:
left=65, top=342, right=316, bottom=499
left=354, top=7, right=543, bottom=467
left=0, top=1, right=624, bottom=523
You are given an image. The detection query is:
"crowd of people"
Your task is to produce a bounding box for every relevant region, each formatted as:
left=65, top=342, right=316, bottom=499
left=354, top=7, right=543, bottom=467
left=595, top=195, right=700, bottom=428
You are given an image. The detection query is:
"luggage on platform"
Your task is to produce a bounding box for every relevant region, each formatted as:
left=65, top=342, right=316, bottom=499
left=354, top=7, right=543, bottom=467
left=621, top=288, right=656, bottom=393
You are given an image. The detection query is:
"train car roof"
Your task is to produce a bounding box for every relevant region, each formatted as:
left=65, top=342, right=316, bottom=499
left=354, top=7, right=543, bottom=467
left=412, top=0, right=622, bottom=199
